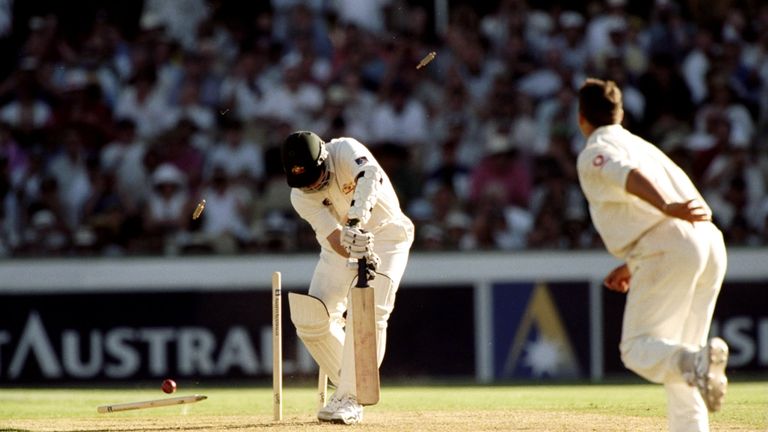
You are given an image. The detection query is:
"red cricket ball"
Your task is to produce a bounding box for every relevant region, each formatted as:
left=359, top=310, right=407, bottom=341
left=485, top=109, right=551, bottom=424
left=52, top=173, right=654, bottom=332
left=161, top=378, right=177, bottom=394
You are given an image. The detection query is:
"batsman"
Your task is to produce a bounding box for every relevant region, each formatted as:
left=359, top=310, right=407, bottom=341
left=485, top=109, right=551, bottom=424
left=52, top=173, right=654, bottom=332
left=281, top=131, right=414, bottom=424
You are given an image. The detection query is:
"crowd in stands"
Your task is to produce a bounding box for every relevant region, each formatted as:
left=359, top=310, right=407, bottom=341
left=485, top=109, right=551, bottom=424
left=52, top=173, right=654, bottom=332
left=0, top=0, right=767, bottom=257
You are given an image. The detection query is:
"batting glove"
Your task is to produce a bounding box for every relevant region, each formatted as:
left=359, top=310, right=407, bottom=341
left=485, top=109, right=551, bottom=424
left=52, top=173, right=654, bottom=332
left=341, top=225, right=373, bottom=252
left=346, top=250, right=380, bottom=280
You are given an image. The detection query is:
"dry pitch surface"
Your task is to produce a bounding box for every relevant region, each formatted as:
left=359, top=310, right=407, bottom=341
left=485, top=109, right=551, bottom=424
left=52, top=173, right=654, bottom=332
left=1, top=382, right=766, bottom=431
left=2, top=412, right=671, bottom=432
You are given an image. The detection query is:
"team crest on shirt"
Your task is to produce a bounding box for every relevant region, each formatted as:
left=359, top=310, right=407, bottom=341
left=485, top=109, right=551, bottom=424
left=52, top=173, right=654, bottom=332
left=342, top=181, right=355, bottom=194
left=592, top=155, right=605, bottom=167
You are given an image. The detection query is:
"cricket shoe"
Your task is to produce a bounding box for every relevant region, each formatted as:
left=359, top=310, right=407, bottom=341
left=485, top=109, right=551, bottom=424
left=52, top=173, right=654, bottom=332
left=317, top=393, right=363, bottom=424
left=690, top=337, right=729, bottom=412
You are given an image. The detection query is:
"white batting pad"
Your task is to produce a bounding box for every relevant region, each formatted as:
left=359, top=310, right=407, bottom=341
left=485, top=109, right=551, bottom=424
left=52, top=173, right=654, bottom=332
left=288, top=293, right=344, bottom=385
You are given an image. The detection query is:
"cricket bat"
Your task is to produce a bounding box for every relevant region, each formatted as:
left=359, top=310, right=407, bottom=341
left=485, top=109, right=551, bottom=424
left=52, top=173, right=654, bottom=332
left=352, top=257, right=380, bottom=405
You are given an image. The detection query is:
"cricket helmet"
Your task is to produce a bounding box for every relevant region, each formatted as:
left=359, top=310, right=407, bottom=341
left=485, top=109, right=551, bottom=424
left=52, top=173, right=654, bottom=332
left=281, top=131, right=330, bottom=190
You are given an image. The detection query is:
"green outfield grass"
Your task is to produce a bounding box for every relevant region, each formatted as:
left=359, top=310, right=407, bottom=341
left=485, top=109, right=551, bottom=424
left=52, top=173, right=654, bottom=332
left=0, top=380, right=765, bottom=431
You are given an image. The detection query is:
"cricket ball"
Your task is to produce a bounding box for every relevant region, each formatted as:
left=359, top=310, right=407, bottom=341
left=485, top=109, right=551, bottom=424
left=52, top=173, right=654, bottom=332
left=161, top=378, right=177, bottom=394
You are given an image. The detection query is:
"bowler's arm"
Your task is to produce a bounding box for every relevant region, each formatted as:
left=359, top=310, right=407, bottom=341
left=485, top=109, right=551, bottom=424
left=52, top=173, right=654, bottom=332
left=625, top=168, right=711, bottom=222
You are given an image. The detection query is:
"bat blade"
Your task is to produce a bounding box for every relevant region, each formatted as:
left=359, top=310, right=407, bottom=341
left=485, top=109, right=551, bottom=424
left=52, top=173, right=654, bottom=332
left=352, top=284, right=380, bottom=405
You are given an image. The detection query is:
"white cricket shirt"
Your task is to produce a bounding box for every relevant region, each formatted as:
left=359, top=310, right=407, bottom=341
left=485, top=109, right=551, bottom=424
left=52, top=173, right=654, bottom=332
left=290, top=137, right=409, bottom=244
left=577, top=124, right=708, bottom=258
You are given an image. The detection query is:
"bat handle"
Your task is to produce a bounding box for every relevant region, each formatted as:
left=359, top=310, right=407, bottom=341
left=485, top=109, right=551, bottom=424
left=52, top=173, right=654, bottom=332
left=356, top=257, right=369, bottom=288
left=347, top=218, right=369, bottom=288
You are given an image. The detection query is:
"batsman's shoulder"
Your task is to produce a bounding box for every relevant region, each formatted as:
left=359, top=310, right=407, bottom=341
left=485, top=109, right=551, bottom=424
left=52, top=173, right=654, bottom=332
left=328, top=136, right=363, bottom=150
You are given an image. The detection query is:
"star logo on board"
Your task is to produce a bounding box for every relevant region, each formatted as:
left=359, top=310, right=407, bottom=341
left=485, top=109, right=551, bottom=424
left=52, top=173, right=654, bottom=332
left=502, top=283, right=581, bottom=379
left=522, top=336, right=565, bottom=378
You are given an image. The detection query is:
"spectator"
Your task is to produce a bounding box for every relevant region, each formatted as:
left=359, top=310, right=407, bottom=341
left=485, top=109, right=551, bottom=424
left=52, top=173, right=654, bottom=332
left=422, top=132, right=472, bottom=201
left=717, top=39, right=762, bottom=114
left=694, top=77, right=755, bottom=146
left=480, top=0, right=528, bottom=57
left=682, top=28, right=716, bottom=105
left=280, top=30, right=332, bottom=85
left=702, top=145, right=765, bottom=232
left=332, top=0, right=392, bottom=35
left=369, top=82, right=430, bottom=151
left=645, top=0, right=694, bottom=61
left=20, top=177, right=70, bottom=255
left=468, top=127, right=532, bottom=210
left=219, top=49, right=270, bottom=122
left=206, top=118, right=265, bottom=189
left=527, top=158, right=586, bottom=249
left=160, top=119, right=206, bottom=191
left=196, top=167, right=252, bottom=253
left=637, top=52, right=695, bottom=136
left=0, top=122, right=29, bottom=187
left=114, top=68, right=177, bottom=139
left=687, top=111, right=734, bottom=183
left=0, top=155, right=20, bottom=255
left=459, top=196, right=519, bottom=250
left=167, top=49, right=221, bottom=109
left=443, top=209, right=472, bottom=250
left=46, top=129, right=93, bottom=230
left=0, top=64, right=53, bottom=137
left=141, top=0, right=209, bottom=50
left=69, top=27, right=123, bottom=107
left=604, top=56, right=646, bottom=127
left=535, top=86, right=580, bottom=156
left=176, top=80, right=216, bottom=133
left=150, top=36, right=183, bottom=98
left=100, top=118, right=150, bottom=212
left=258, top=64, right=324, bottom=126
left=426, top=83, right=482, bottom=169
left=271, top=2, right=332, bottom=56
left=594, top=16, right=647, bottom=78
left=0, top=0, right=765, bottom=256
left=141, top=163, right=192, bottom=254
left=586, top=0, right=630, bottom=63
left=517, top=46, right=565, bottom=102
left=53, top=72, right=114, bottom=145
left=82, top=168, right=126, bottom=254
left=332, top=71, right=380, bottom=142
left=313, top=85, right=349, bottom=140
left=551, top=11, right=588, bottom=73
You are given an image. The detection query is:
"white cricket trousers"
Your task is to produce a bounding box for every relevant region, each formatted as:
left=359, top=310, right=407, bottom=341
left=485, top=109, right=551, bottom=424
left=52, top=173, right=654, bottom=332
left=619, top=219, right=726, bottom=432
left=309, top=218, right=414, bottom=397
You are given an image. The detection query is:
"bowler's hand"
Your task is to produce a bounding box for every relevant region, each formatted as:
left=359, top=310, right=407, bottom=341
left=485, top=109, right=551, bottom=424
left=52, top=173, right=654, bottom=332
left=663, top=199, right=711, bottom=223
left=604, top=264, right=631, bottom=293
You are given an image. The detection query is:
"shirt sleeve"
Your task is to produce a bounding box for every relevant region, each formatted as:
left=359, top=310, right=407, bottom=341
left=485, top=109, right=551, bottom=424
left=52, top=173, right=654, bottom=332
left=579, top=145, right=637, bottom=190
left=336, top=138, right=377, bottom=177
left=290, top=190, right=341, bottom=240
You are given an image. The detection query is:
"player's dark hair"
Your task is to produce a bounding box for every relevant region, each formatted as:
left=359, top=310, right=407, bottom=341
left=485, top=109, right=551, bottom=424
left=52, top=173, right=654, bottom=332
left=578, top=78, right=624, bottom=127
